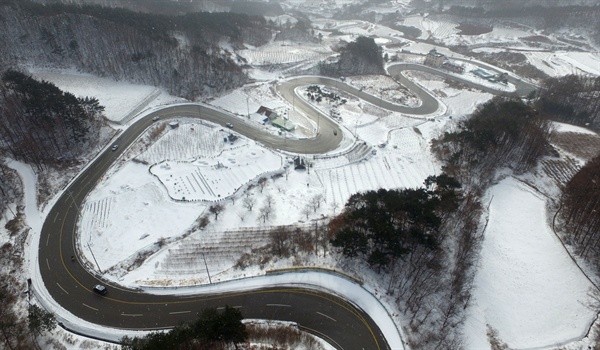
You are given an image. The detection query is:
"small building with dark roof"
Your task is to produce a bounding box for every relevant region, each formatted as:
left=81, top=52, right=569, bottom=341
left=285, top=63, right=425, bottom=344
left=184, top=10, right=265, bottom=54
left=424, top=49, right=446, bottom=68
left=256, top=106, right=279, bottom=121
left=294, top=156, right=306, bottom=170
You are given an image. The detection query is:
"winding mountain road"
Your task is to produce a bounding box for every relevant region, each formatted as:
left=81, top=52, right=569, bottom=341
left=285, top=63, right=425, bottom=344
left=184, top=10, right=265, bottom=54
left=37, top=63, right=536, bottom=348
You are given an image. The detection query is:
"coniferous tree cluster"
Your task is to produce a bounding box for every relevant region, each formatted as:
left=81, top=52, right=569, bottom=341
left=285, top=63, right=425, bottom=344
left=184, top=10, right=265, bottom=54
left=121, top=306, right=247, bottom=350
left=536, top=75, right=600, bottom=130
left=0, top=70, right=105, bottom=168
left=399, top=97, right=553, bottom=346
left=560, top=154, right=600, bottom=269
left=274, top=19, right=318, bottom=44
left=329, top=178, right=460, bottom=271
left=328, top=174, right=476, bottom=348
left=433, top=97, right=553, bottom=186
left=319, top=36, right=384, bottom=77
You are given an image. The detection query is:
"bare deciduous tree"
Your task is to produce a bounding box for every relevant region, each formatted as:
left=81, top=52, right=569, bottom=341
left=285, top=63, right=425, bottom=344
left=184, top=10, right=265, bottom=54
left=310, top=194, right=324, bottom=213
left=243, top=196, right=256, bottom=211
left=332, top=201, right=339, bottom=215
left=258, top=206, right=271, bottom=223
left=301, top=205, right=311, bottom=220
left=265, top=194, right=275, bottom=210
left=270, top=227, right=291, bottom=257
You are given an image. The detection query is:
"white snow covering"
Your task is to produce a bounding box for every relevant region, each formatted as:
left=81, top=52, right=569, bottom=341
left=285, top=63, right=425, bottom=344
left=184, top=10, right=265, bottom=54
left=7, top=10, right=600, bottom=350
left=465, top=178, right=596, bottom=349
left=522, top=51, right=600, bottom=77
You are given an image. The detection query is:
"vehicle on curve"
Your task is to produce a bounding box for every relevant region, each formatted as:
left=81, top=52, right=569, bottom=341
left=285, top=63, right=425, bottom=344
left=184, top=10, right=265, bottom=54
left=92, top=285, right=107, bottom=295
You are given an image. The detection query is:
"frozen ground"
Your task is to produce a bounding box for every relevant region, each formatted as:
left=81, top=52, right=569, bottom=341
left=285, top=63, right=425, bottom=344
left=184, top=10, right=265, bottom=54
left=35, top=68, right=599, bottom=349
left=465, top=177, right=596, bottom=349
left=6, top=12, right=600, bottom=350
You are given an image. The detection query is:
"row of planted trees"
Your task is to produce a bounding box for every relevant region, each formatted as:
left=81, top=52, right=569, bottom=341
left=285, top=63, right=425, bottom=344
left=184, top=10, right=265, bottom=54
left=539, top=75, right=600, bottom=271
left=560, top=155, right=600, bottom=265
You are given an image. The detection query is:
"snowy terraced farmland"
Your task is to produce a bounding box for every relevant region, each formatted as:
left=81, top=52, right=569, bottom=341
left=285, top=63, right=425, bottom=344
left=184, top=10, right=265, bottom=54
left=79, top=166, right=205, bottom=271
left=238, top=43, right=331, bottom=66
left=136, top=121, right=224, bottom=164
left=141, top=122, right=283, bottom=201
left=541, top=157, right=580, bottom=188
left=317, top=127, right=436, bottom=207
left=147, top=228, right=275, bottom=284
left=356, top=120, right=391, bottom=145
left=151, top=145, right=282, bottom=201
left=431, top=20, right=459, bottom=39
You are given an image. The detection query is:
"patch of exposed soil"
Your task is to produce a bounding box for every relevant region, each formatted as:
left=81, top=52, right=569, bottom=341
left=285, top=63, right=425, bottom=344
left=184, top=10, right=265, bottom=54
left=551, top=131, right=600, bottom=161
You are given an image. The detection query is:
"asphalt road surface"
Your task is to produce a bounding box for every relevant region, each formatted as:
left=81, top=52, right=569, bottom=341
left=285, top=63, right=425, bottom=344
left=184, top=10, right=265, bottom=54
left=38, top=65, right=536, bottom=348
left=38, top=105, right=389, bottom=349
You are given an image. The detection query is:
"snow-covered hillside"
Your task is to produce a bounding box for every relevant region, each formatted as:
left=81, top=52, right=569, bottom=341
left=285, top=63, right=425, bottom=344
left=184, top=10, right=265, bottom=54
left=3, top=6, right=600, bottom=350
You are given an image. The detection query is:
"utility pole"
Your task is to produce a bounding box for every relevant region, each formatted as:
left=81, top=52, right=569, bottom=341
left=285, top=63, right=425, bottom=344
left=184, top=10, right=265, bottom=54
left=317, top=113, right=320, bottom=134
left=87, top=243, right=102, bottom=273
left=202, top=253, right=212, bottom=284
left=246, top=95, right=250, bottom=119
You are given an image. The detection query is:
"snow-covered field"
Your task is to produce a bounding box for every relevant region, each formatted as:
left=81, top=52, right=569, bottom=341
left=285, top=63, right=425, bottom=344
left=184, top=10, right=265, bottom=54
left=465, top=177, right=596, bottom=349
left=7, top=10, right=600, bottom=350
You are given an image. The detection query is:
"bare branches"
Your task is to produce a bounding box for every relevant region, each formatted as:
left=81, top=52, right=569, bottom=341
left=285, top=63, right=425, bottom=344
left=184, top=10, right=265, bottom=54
left=561, top=154, right=600, bottom=269
left=243, top=196, right=256, bottom=212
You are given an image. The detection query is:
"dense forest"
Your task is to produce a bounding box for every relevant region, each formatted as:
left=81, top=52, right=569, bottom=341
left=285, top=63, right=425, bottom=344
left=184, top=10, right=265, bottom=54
left=536, top=75, right=600, bottom=130
left=29, top=0, right=285, bottom=16
left=0, top=0, right=273, bottom=99
left=121, top=306, right=246, bottom=350
left=560, top=155, right=600, bottom=271
left=329, top=179, right=460, bottom=271
left=328, top=173, right=480, bottom=348
left=0, top=70, right=105, bottom=169
left=432, top=97, right=553, bottom=187
left=319, top=36, right=384, bottom=77
left=327, top=97, right=552, bottom=347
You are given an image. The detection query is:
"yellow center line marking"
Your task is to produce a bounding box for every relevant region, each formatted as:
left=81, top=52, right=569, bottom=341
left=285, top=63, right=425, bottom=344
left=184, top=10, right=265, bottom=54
left=53, top=105, right=383, bottom=350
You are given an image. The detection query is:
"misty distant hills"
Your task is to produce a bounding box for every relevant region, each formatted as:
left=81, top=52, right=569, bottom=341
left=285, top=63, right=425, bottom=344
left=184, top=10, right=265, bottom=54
left=0, top=1, right=273, bottom=99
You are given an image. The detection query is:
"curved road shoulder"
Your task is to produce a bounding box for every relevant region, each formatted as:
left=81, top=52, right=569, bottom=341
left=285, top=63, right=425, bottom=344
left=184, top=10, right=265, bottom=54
left=36, top=61, right=535, bottom=348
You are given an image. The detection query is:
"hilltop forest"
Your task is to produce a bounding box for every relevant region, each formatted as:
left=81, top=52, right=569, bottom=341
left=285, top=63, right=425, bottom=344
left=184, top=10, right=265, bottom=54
left=0, top=0, right=273, bottom=99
